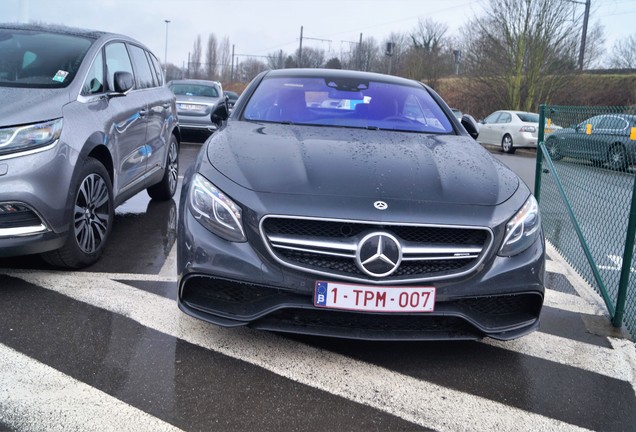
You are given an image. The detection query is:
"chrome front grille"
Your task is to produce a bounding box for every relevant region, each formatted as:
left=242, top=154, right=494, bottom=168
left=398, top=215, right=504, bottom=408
left=260, top=216, right=493, bottom=283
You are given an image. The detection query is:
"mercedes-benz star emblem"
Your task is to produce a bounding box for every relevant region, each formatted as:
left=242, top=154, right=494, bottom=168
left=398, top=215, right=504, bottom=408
left=355, top=232, right=402, bottom=277
left=374, top=201, right=388, bottom=210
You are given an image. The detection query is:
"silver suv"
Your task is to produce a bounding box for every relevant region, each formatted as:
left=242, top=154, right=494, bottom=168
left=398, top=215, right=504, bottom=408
left=0, top=23, right=180, bottom=268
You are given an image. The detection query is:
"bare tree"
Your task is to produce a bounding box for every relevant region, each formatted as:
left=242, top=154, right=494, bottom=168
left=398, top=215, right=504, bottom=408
left=324, top=57, right=342, bottom=69
left=190, top=35, right=202, bottom=79
left=609, top=34, right=636, bottom=69
left=267, top=49, right=287, bottom=70
left=239, top=58, right=268, bottom=82
left=460, top=0, right=581, bottom=112
left=205, top=33, right=218, bottom=80
left=401, top=19, right=454, bottom=87
left=344, top=36, right=379, bottom=72
left=295, top=46, right=325, bottom=68
left=218, top=36, right=232, bottom=81
left=378, top=32, right=408, bottom=76
left=581, top=21, right=605, bottom=69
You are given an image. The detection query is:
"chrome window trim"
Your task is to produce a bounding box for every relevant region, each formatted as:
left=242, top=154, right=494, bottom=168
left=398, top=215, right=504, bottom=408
left=259, top=214, right=494, bottom=285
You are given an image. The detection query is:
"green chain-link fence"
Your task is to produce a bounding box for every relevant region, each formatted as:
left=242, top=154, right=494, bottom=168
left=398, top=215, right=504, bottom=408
left=535, top=104, right=636, bottom=338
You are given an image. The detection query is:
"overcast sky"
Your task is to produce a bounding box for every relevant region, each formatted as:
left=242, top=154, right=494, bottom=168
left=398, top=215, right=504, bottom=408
left=4, top=0, right=636, bottom=69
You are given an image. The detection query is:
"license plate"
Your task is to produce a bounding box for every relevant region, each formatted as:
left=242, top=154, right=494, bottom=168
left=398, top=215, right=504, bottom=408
left=179, top=103, right=204, bottom=111
left=314, top=281, right=435, bottom=312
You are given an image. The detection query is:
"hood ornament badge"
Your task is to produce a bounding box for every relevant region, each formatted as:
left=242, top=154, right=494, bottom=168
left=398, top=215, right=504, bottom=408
left=374, top=201, right=388, bottom=210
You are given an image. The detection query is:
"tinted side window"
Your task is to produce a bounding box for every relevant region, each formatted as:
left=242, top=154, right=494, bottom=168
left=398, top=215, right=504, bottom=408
left=81, top=50, right=105, bottom=95
left=499, top=113, right=512, bottom=123
left=147, top=51, right=164, bottom=87
left=128, top=44, right=155, bottom=89
left=599, top=116, right=627, bottom=130
left=484, top=112, right=501, bottom=123
left=105, top=42, right=134, bottom=91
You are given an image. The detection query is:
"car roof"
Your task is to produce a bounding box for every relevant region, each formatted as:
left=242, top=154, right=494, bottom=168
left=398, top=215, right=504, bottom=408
left=168, top=79, right=221, bottom=86
left=1, top=22, right=116, bottom=41
left=263, top=68, right=425, bottom=88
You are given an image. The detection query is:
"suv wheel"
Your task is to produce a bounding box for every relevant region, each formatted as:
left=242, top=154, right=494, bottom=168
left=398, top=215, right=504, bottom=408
left=147, top=135, right=179, bottom=200
left=43, top=158, right=113, bottom=268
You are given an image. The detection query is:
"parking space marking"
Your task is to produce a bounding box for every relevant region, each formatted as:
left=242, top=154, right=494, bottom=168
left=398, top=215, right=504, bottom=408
left=0, top=343, right=182, bottom=432
left=3, top=269, right=624, bottom=431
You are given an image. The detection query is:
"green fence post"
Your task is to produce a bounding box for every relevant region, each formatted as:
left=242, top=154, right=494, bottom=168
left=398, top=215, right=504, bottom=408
left=613, top=176, right=636, bottom=327
left=534, top=104, right=546, bottom=201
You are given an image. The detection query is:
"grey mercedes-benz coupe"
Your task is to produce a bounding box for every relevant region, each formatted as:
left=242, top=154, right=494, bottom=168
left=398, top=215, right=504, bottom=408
left=0, top=23, right=180, bottom=268
left=177, top=68, right=545, bottom=341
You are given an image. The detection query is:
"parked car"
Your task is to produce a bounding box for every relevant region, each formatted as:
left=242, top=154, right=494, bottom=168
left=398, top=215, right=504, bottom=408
left=177, top=68, right=545, bottom=341
left=0, top=23, right=180, bottom=268
left=545, top=114, right=636, bottom=170
left=478, top=110, right=542, bottom=154
left=168, top=79, right=224, bottom=133
left=224, top=90, right=239, bottom=111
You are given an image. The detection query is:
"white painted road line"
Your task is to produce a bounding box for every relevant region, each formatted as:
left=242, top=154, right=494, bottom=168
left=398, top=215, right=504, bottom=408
left=3, top=270, right=599, bottom=431
left=0, top=343, right=182, bottom=432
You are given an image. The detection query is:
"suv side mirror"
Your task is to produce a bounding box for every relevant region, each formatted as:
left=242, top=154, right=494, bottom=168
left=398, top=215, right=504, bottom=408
left=113, top=71, right=134, bottom=93
left=211, top=102, right=229, bottom=127
left=461, top=114, right=479, bottom=140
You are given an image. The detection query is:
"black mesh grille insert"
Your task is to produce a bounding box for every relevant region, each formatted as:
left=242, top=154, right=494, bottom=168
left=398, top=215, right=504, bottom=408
left=262, top=217, right=490, bottom=281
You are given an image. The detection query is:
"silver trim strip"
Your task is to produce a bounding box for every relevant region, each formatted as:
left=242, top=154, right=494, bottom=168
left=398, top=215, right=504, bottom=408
left=0, top=224, right=48, bottom=237
left=259, top=215, right=494, bottom=285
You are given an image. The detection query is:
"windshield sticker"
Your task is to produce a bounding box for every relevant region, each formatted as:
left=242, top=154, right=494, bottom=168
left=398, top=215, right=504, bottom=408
left=52, top=70, right=69, bottom=83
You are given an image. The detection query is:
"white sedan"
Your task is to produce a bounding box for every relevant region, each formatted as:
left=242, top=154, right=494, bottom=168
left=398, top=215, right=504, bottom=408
left=478, top=110, right=541, bottom=154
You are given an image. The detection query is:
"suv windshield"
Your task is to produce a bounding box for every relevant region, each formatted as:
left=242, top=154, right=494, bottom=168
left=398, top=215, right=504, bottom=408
left=0, top=29, right=92, bottom=88
left=243, top=76, right=454, bottom=134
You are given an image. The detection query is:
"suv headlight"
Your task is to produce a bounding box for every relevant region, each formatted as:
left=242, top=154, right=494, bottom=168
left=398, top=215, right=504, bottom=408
left=499, top=195, right=541, bottom=257
left=0, top=118, right=63, bottom=156
left=188, top=174, right=246, bottom=242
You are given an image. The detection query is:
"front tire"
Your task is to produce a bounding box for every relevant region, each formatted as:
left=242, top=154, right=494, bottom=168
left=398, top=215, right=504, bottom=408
left=545, top=137, right=563, bottom=161
left=42, top=158, right=114, bottom=269
left=148, top=134, right=179, bottom=200
left=502, top=134, right=515, bottom=154
left=607, top=144, right=629, bottom=171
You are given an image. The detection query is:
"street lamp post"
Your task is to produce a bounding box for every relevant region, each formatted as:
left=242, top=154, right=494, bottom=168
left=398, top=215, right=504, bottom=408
left=164, top=19, right=170, bottom=78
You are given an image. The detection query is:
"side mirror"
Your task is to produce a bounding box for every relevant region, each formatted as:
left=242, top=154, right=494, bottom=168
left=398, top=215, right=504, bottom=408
left=113, top=71, right=134, bottom=93
left=211, top=102, right=229, bottom=127
left=461, top=114, right=479, bottom=140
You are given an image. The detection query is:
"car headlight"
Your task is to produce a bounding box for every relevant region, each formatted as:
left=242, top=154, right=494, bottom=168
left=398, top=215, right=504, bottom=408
left=499, top=195, right=541, bottom=257
left=188, top=173, right=246, bottom=242
left=0, top=118, right=63, bottom=156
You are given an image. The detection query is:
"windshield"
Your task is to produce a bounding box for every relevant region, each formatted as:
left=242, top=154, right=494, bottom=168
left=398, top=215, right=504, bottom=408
left=0, top=29, right=93, bottom=88
left=243, top=76, right=454, bottom=134
left=169, top=83, right=219, bottom=98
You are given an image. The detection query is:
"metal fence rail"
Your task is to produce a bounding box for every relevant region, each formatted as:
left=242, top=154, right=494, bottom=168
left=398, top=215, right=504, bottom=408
left=535, top=104, right=636, bottom=337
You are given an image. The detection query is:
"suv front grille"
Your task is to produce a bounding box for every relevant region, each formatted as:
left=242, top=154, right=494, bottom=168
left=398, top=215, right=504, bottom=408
left=260, top=216, right=492, bottom=283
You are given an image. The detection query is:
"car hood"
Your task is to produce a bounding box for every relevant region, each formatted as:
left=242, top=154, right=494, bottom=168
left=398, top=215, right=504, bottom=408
left=207, top=122, right=519, bottom=206
left=0, top=87, right=72, bottom=127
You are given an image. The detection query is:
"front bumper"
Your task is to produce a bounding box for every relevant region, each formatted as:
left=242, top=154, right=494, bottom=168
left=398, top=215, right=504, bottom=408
left=178, top=208, right=545, bottom=341
left=176, top=111, right=217, bottom=132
